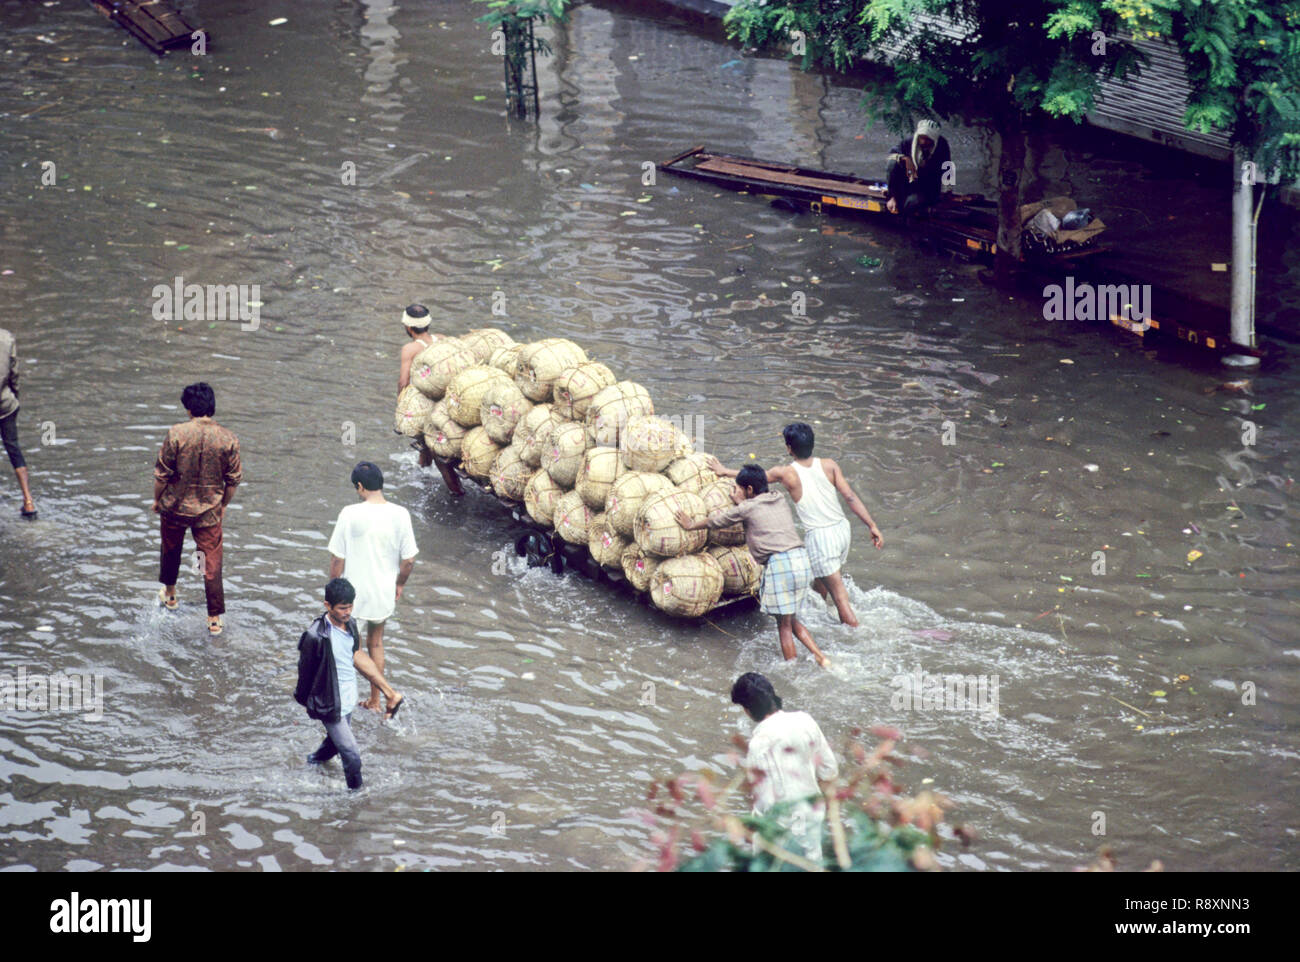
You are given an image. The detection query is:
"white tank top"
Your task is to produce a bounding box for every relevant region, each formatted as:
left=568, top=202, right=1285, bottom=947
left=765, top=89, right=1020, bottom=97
left=790, top=459, right=845, bottom=529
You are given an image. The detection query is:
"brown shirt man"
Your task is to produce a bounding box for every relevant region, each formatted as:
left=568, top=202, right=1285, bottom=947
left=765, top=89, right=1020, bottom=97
left=706, top=492, right=803, bottom=565
left=154, top=416, right=242, bottom=527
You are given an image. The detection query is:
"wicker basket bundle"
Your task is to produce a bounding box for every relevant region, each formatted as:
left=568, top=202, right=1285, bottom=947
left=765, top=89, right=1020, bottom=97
left=412, top=338, right=477, bottom=399
left=620, top=542, right=662, bottom=593
left=515, top=338, right=588, bottom=402
left=524, top=469, right=563, bottom=527
left=461, top=327, right=516, bottom=363
left=620, top=415, right=688, bottom=473
left=488, top=343, right=524, bottom=379
left=553, top=490, right=594, bottom=545
left=585, top=381, right=654, bottom=446
left=553, top=362, right=617, bottom=421
left=574, top=446, right=625, bottom=511
left=663, top=452, right=717, bottom=493
left=587, top=513, right=628, bottom=568
left=446, top=365, right=512, bottom=428
left=649, top=553, right=725, bottom=617
left=480, top=379, right=534, bottom=445
left=707, top=545, right=761, bottom=596
left=513, top=404, right=565, bottom=468
left=423, top=400, right=467, bottom=458
left=460, top=427, right=501, bottom=480
left=489, top=445, right=532, bottom=502
left=395, top=385, right=436, bottom=438
left=543, top=422, right=591, bottom=488
left=605, top=471, right=674, bottom=537
left=633, top=488, right=709, bottom=558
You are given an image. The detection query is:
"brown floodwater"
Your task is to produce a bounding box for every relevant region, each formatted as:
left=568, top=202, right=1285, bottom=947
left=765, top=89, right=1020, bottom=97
left=0, top=0, right=1296, bottom=872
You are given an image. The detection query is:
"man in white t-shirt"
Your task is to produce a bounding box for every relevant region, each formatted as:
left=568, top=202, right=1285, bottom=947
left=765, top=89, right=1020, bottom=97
left=731, top=672, right=839, bottom=862
left=327, top=462, right=418, bottom=715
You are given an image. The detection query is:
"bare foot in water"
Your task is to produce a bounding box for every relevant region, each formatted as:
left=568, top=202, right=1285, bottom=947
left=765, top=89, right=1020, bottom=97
left=358, top=697, right=383, bottom=713
left=816, top=654, right=832, bottom=670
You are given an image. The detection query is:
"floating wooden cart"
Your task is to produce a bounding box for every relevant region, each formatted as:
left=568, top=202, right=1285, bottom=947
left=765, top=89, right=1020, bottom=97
left=420, top=446, right=759, bottom=620
left=660, top=145, right=1108, bottom=267
left=91, top=0, right=199, bottom=55
left=661, top=145, right=1258, bottom=358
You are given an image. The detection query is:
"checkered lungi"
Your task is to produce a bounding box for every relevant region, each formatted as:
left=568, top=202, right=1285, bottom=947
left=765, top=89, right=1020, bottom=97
left=804, top=519, right=851, bottom=578
left=759, top=546, right=813, bottom=615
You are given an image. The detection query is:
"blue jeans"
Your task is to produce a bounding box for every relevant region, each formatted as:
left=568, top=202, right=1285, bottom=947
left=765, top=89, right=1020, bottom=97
left=309, top=713, right=363, bottom=789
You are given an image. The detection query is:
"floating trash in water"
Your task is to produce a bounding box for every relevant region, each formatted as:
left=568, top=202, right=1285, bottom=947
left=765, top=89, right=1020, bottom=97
left=857, top=255, right=881, bottom=268
left=911, top=629, right=952, bottom=641
left=269, top=18, right=288, bottom=26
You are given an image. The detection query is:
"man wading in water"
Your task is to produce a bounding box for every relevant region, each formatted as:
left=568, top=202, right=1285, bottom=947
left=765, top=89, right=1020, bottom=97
left=296, top=577, right=406, bottom=791
left=709, top=423, right=883, bottom=626
left=731, top=672, right=838, bottom=862
left=153, top=382, right=241, bottom=636
left=676, top=465, right=830, bottom=668
left=397, top=303, right=463, bottom=496
left=327, top=462, right=416, bottom=716
left=0, top=326, right=38, bottom=519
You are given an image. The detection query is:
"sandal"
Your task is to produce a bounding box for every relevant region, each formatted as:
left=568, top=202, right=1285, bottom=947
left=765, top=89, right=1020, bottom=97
left=21, top=500, right=37, bottom=519
left=207, top=615, right=223, bottom=636
left=384, top=695, right=406, bottom=721
left=158, top=586, right=179, bottom=610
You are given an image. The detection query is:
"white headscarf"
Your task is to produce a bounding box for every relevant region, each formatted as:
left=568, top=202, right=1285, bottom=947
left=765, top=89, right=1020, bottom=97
left=912, top=119, right=942, bottom=170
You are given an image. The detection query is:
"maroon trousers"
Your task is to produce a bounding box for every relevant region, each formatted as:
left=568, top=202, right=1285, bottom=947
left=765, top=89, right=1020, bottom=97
left=159, top=513, right=225, bottom=616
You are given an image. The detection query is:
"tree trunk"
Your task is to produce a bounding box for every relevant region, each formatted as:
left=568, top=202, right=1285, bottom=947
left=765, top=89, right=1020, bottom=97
left=992, top=121, right=1027, bottom=286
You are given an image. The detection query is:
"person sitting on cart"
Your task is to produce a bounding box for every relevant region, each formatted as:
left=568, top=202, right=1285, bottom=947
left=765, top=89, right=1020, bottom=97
left=885, top=119, right=950, bottom=217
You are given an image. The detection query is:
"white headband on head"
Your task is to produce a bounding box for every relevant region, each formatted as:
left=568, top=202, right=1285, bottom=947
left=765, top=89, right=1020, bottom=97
left=402, top=306, right=430, bottom=329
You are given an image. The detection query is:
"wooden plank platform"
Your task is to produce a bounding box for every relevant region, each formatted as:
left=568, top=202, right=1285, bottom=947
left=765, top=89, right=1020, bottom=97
left=91, top=0, right=199, bottom=55
left=661, top=145, right=1259, bottom=358
left=660, top=145, right=1109, bottom=267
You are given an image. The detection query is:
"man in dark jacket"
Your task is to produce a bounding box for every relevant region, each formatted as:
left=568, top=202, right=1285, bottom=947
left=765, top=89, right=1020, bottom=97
left=295, top=578, right=405, bottom=790
left=885, top=119, right=951, bottom=217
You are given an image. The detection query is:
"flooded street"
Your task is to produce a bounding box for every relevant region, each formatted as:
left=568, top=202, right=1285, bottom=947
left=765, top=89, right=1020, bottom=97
left=1, top=0, right=1297, bottom=872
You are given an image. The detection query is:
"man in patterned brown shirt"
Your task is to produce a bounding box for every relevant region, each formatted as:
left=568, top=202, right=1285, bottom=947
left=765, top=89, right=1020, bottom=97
left=153, top=382, right=242, bottom=636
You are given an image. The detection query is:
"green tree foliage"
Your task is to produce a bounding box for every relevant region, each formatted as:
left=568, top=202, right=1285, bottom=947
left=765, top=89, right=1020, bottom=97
left=473, top=0, right=571, bottom=115
left=1111, top=0, right=1299, bottom=181
left=640, top=726, right=970, bottom=872
left=723, top=0, right=1297, bottom=273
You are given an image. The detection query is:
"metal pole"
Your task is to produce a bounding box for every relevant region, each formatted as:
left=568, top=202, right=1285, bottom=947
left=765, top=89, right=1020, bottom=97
left=1224, top=146, right=1260, bottom=368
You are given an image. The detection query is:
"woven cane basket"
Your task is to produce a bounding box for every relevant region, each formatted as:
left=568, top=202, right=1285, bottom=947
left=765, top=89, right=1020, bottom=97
left=621, top=542, right=662, bottom=593
left=446, top=365, right=512, bottom=428
left=395, top=385, right=436, bottom=437
left=553, top=362, right=617, bottom=421
left=480, top=379, right=534, bottom=445
left=411, top=338, right=477, bottom=399
left=649, top=553, right=725, bottom=617
left=633, top=488, right=709, bottom=558
left=585, top=381, right=654, bottom=446
left=605, top=471, right=674, bottom=538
